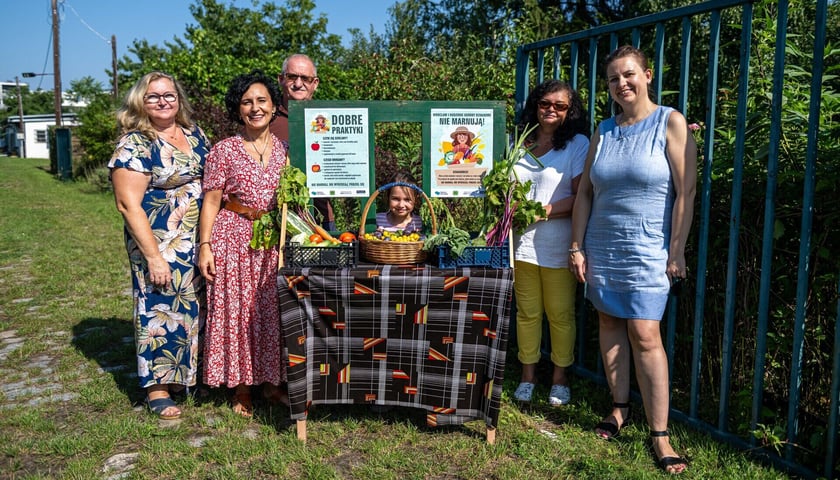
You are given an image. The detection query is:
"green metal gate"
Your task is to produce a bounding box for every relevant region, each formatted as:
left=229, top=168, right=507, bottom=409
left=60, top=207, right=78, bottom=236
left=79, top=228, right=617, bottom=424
left=514, top=1, right=836, bottom=477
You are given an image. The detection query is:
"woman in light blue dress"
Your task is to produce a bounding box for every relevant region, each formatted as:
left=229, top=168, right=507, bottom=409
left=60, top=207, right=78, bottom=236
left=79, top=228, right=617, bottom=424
left=569, top=46, right=696, bottom=474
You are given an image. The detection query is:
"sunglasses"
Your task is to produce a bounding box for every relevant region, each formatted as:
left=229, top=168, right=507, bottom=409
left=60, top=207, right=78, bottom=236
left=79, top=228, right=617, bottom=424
left=283, top=73, right=317, bottom=85
left=537, top=100, right=570, bottom=112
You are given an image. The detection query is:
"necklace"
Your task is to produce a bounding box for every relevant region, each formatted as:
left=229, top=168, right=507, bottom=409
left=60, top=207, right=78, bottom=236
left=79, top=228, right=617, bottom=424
left=247, top=135, right=270, bottom=166
left=157, top=125, right=181, bottom=142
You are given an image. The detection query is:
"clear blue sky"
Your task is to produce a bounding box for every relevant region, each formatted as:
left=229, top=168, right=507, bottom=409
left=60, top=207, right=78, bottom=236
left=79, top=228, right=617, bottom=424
left=0, top=0, right=393, bottom=91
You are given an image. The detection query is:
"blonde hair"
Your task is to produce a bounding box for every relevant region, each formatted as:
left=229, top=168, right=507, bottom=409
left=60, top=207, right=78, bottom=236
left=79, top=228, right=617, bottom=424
left=116, top=71, right=195, bottom=140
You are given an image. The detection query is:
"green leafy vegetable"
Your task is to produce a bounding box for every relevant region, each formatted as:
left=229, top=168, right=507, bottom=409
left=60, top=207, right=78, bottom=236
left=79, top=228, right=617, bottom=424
left=480, top=125, right=546, bottom=246
left=250, top=212, right=280, bottom=250
left=276, top=165, right=310, bottom=208
left=275, top=165, right=339, bottom=243
left=253, top=164, right=314, bottom=250
left=423, top=198, right=472, bottom=258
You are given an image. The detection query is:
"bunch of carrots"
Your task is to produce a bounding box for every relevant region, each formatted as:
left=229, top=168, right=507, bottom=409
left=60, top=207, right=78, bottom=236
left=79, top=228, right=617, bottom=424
left=275, top=165, right=339, bottom=243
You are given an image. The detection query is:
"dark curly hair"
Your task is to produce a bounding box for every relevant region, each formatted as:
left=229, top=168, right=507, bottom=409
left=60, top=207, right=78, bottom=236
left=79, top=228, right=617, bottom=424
left=516, top=80, right=590, bottom=150
left=224, top=69, right=282, bottom=125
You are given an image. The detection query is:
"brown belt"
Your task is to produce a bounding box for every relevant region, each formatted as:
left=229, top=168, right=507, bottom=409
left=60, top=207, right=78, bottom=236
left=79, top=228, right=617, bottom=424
left=223, top=198, right=270, bottom=221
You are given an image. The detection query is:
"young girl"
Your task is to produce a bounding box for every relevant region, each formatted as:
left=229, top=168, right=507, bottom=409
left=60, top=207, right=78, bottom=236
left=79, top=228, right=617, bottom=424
left=376, top=173, right=424, bottom=233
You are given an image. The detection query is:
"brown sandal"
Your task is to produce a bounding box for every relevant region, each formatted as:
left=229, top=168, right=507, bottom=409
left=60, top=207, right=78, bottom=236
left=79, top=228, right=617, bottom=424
left=232, top=390, right=253, bottom=418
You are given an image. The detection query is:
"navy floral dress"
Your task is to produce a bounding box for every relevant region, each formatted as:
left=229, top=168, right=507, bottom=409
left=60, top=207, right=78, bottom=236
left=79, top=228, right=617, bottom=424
left=108, top=125, right=210, bottom=388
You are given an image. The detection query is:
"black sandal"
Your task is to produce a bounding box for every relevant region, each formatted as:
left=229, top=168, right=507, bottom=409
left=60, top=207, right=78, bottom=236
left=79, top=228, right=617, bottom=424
left=594, top=401, right=631, bottom=439
left=650, top=430, right=688, bottom=474
left=145, top=395, right=181, bottom=420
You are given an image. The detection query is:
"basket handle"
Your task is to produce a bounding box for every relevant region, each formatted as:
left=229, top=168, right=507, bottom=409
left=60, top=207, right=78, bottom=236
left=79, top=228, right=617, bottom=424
left=359, top=183, right=437, bottom=236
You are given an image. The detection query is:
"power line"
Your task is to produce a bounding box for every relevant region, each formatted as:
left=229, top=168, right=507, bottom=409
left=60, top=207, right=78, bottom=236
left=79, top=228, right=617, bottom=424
left=63, top=0, right=111, bottom=44
left=37, top=29, right=53, bottom=91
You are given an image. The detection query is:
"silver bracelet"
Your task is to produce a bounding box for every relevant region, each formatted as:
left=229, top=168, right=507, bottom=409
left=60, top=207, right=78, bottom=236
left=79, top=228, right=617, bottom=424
left=568, top=248, right=582, bottom=255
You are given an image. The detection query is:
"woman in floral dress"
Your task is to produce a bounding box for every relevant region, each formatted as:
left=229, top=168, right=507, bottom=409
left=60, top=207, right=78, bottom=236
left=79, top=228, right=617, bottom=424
left=198, top=70, right=288, bottom=417
left=110, top=71, right=210, bottom=420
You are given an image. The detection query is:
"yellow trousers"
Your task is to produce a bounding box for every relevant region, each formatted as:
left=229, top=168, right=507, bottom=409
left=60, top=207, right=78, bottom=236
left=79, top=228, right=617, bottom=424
left=514, top=260, right=576, bottom=367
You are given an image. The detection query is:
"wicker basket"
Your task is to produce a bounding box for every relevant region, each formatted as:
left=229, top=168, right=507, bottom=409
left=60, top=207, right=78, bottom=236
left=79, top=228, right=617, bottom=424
left=358, top=182, right=437, bottom=264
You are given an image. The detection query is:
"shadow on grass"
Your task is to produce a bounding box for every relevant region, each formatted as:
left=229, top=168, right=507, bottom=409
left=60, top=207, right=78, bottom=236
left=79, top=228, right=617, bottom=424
left=70, top=316, right=231, bottom=411
left=299, top=403, right=492, bottom=442
left=71, top=316, right=140, bottom=402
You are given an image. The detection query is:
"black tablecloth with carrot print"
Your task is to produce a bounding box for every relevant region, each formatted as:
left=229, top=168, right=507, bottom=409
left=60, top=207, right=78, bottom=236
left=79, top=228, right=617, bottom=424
left=278, top=264, right=513, bottom=428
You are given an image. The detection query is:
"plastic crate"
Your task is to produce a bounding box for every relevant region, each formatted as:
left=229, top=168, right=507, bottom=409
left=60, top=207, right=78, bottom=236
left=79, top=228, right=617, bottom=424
left=284, top=241, right=358, bottom=268
left=436, top=240, right=510, bottom=268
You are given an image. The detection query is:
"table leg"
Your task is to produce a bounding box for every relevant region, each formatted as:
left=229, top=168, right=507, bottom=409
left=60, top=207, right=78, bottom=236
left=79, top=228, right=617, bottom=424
left=297, top=419, right=307, bottom=442
left=486, top=426, right=496, bottom=444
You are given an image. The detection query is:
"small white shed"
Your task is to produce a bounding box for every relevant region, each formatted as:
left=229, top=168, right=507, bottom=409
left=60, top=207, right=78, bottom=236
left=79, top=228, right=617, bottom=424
left=5, top=113, right=78, bottom=159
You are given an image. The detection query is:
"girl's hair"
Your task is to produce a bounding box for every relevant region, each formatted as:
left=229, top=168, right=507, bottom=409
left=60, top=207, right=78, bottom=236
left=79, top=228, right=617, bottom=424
left=116, top=71, right=194, bottom=140
left=603, top=45, right=656, bottom=112
left=517, top=79, right=590, bottom=149
left=224, top=69, right=283, bottom=124
left=387, top=172, right=418, bottom=205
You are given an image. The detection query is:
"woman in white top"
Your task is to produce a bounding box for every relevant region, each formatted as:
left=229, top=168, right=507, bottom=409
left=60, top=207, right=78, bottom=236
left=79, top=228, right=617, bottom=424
left=512, top=80, right=590, bottom=406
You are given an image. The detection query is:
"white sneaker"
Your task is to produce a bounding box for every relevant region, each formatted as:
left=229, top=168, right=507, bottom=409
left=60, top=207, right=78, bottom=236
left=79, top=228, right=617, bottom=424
left=514, top=382, right=535, bottom=402
left=548, top=384, right=571, bottom=406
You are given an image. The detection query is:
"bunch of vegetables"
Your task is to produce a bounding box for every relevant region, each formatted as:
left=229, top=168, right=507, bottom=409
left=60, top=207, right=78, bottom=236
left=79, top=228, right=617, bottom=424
left=274, top=164, right=341, bottom=246
left=422, top=198, right=473, bottom=258
left=363, top=228, right=423, bottom=242
left=480, top=125, right=545, bottom=247
left=250, top=213, right=282, bottom=250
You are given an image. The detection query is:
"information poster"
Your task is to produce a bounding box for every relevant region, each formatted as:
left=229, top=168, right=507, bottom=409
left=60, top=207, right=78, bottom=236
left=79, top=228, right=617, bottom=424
left=303, top=108, right=371, bottom=197
left=429, top=109, right=494, bottom=197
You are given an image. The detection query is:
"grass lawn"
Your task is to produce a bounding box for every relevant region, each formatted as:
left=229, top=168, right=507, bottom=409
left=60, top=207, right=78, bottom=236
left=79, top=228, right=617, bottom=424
left=0, top=157, right=791, bottom=479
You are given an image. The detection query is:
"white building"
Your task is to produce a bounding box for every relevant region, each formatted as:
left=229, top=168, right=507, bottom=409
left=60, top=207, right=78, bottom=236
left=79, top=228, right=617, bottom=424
left=5, top=113, right=79, bottom=158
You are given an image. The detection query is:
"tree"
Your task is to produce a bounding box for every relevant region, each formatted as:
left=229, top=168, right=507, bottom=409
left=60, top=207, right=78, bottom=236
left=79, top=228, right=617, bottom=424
left=21, top=87, right=55, bottom=116
left=73, top=93, right=118, bottom=182
left=67, top=76, right=105, bottom=104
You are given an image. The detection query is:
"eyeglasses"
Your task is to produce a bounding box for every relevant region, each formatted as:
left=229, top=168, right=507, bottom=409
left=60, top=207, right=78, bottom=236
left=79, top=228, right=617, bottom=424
left=283, top=73, right=317, bottom=85
left=537, top=100, right=570, bottom=112
left=144, top=93, right=178, bottom=104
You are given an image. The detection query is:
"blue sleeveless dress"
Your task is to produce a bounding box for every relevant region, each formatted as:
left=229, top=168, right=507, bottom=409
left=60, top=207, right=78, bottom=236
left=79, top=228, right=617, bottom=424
left=584, top=106, right=675, bottom=320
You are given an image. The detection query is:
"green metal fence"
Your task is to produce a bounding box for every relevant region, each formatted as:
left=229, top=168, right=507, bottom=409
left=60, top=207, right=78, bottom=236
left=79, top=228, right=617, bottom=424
left=514, top=1, right=836, bottom=477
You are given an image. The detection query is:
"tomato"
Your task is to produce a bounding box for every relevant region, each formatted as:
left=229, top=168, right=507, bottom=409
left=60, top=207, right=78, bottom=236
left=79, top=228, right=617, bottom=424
left=308, top=234, right=323, bottom=244
left=339, top=232, right=356, bottom=243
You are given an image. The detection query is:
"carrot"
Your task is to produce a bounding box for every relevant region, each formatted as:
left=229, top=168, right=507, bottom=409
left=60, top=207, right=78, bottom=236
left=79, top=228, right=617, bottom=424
left=311, top=223, right=339, bottom=243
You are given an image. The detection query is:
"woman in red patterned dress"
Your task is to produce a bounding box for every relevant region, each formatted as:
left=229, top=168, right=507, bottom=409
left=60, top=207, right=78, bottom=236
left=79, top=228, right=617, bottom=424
left=198, top=70, right=288, bottom=417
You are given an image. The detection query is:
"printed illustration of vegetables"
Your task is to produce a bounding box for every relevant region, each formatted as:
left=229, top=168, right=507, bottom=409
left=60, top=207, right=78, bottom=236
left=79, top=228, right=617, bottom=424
left=275, top=164, right=339, bottom=244
left=480, top=125, right=545, bottom=247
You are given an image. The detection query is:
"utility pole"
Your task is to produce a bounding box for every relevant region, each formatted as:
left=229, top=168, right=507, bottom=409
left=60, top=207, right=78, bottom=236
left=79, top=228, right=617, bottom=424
left=111, top=35, right=118, bottom=100
left=51, top=0, right=62, bottom=127
left=15, top=76, right=26, bottom=157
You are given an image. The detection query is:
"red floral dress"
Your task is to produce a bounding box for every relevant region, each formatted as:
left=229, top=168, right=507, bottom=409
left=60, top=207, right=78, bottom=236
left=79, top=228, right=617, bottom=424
left=202, top=135, right=287, bottom=387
